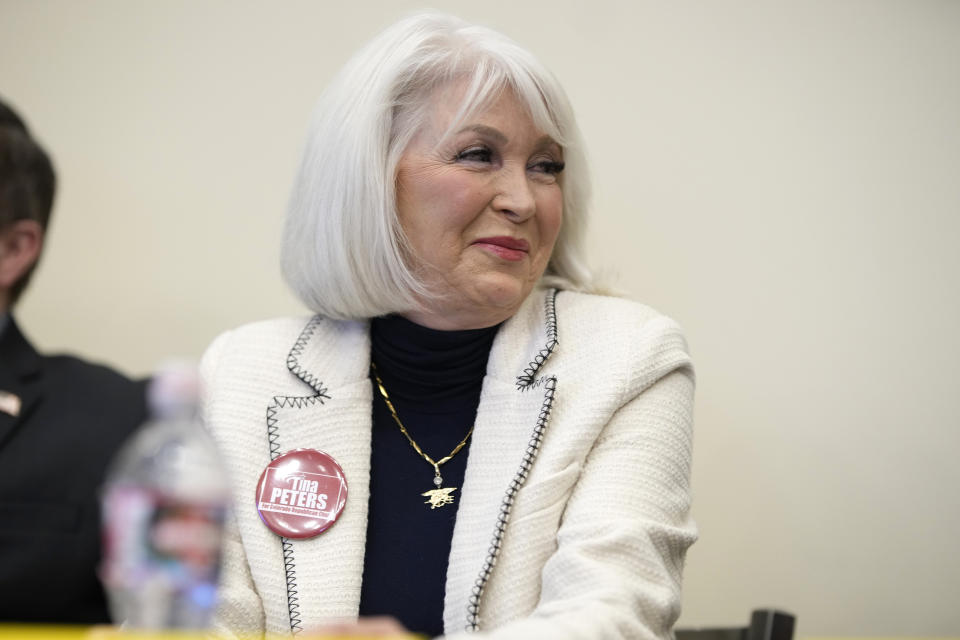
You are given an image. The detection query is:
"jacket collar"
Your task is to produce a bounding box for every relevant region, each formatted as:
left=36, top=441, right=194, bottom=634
left=0, top=315, right=43, bottom=382
left=286, top=287, right=558, bottom=395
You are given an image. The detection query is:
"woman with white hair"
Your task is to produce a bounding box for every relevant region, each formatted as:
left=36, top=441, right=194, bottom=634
left=202, top=12, right=695, bottom=639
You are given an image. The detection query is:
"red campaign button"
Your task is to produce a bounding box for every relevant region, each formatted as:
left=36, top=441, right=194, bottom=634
left=255, top=448, right=348, bottom=539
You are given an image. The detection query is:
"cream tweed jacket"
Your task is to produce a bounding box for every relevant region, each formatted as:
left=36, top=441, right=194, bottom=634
left=200, top=288, right=696, bottom=639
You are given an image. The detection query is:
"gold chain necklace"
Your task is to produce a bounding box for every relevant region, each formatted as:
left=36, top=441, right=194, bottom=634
left=371, top=363, right=474, bottom=509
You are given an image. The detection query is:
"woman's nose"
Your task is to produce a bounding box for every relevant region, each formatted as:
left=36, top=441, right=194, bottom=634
left=491, top=166, right=536, bottom=221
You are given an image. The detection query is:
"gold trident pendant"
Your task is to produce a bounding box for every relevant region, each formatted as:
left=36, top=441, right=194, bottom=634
left=421, top=469, right=457, bottom=509
left=371, top=363, right=473, bottom=510
left=422, top=487, right=457, bottom=509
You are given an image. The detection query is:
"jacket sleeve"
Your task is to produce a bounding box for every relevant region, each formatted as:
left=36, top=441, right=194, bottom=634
left=200, top=330, right=268, bottom=638
left=210, top=511, right=267, bottom=637
left=448, top=364, right=697, bottom=640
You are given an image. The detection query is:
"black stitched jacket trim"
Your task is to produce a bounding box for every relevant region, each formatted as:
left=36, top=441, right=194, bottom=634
left=467, top=289, right=560, bottom=632
left=515, top=289, right=558, bottom=390
left=266, top=315, right=331, bottom=635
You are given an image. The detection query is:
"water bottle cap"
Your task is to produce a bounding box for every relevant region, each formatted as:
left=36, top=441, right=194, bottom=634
left=148, top=361, right=200, bottom=419
left=255, top=448, right=348, bottom=539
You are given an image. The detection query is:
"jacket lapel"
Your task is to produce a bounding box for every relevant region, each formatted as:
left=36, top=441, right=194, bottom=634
left=264, top=316, right=374, bottom=627
left=0, top=317, right=44, bottom=450
left=444, top=288, right=560, bottom=633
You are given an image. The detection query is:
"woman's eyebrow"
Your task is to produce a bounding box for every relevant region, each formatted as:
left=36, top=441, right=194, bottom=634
left=456, top=124, right=508, bottom=144
left=534, top=135, right=560, bottom=150
left=455, top=126, right=559, bottom=152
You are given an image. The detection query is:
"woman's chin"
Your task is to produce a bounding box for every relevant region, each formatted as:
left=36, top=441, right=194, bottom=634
left=409, top=272, right=539, bottom=329
left=465, top=275, right=533, bottom=318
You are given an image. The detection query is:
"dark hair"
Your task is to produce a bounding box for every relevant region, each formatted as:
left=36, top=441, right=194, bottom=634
left=0, top=97, right=56, bottom=304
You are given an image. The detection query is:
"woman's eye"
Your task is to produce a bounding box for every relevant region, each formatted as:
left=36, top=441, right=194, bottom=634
left=530, top=160, right=565, bottom=176
left=456, top=147, right=493, bottom=163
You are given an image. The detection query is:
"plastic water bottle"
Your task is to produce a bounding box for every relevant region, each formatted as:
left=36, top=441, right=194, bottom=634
left=100, top=363, right=229, bottom=629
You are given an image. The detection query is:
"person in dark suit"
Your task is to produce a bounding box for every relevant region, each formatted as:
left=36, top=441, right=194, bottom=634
left=0, top=97, right=148, bottom=624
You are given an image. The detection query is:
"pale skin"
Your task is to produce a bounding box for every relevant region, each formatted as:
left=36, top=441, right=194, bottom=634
left=397, top=81, right=565, bottom=331
left=0, top=219, right=43, bottom=313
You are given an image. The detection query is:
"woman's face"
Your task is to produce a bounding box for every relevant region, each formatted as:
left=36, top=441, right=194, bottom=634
left=396, top=83, right=564, bottom=330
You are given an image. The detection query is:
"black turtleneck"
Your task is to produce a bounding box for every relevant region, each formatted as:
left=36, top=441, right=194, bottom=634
left=358, top=314, right=499, bottom=637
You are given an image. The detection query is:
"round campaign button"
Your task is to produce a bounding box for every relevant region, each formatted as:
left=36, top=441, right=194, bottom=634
left=255, top=448, right=348, bottom=539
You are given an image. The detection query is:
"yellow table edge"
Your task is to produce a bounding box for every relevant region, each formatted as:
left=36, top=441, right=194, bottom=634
left=0, top=627, right=425, bottom=640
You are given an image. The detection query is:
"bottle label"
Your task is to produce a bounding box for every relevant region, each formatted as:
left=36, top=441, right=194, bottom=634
left=101, top=487, right=226, bottom=628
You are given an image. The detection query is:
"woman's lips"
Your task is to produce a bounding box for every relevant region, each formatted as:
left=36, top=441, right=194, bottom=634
left=473, top=236, right=530, bottom=261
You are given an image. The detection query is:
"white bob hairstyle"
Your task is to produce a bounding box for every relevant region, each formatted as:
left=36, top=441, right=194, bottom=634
left=281, top=12, right=594, bottom=320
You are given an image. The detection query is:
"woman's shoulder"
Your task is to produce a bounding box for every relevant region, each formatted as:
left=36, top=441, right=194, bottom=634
left=201, top=316, right=312, bottom=369
left=553, top=289, right=692, bottom=390
left=214, top=315, right=314, bottom=343
left=199, top=315, right=336, bottom=388
left=200, top=314, right=371, bottom=393
left=556, top=290, right=687, bottom=343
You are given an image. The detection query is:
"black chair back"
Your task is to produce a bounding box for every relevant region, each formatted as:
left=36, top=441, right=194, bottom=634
left=676, top=609, right=796, bottom=640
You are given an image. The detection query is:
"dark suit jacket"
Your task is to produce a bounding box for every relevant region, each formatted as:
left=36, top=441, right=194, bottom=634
left=0, top=317, right=148, bottom=624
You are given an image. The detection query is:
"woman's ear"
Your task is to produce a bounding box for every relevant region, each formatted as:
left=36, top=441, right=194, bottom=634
left=0, top=219, right=44, bottom=291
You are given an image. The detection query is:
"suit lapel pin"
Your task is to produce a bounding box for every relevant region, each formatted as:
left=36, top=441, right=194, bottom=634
left=0, top=390, right=22, bottom=417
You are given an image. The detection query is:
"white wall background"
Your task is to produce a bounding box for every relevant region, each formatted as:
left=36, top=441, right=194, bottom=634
left=2, top=1, right=958, bottom=636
